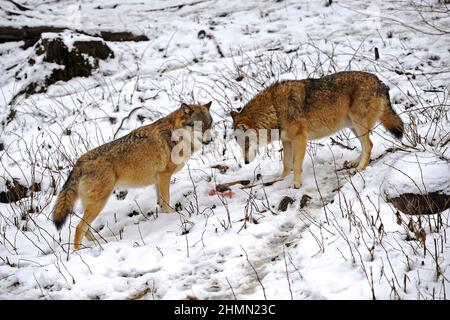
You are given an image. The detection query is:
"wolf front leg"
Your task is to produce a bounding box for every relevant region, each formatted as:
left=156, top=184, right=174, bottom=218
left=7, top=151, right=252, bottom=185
left=292, top=134, right=307, bottom=189
left=155, top=183, right=161, bottom=206
left=157, top=172, right=173, bottom=213
left=281, top=140, right=293, bottom=178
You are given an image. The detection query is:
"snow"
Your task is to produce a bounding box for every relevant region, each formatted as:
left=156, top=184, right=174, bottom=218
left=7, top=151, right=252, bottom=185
left=0, top=0, right=449, bottom=300
left=383, top=152, right=450, bottom=197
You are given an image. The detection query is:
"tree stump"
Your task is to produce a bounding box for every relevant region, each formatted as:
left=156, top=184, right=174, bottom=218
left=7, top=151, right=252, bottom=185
left=20, top=32, right=114, bottom=96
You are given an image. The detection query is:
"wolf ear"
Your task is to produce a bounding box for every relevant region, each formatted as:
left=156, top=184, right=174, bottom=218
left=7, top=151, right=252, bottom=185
left=230, top=110, right=239, bottom=119
left=181, top=103, right=193, bottom=115
left=204, top=101, right=212, bottom=110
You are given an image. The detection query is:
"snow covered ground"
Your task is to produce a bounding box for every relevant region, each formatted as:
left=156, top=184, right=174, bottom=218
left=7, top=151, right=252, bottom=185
left=0, top=0, right=449, bottom=299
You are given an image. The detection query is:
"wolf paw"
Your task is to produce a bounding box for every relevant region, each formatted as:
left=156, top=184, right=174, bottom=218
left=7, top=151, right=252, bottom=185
left=345, top=162, right=365, bottom=175
left=293, top=181, right=302, bottom=189
left=343, top=160, right=359, bottom=169
left=161, top=206, right=175, bottom=214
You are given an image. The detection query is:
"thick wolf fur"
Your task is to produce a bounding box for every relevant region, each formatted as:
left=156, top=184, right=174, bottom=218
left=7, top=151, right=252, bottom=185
left=231, top=71, right=404, bottom=188
left=53, top=102, right=213, bottom=249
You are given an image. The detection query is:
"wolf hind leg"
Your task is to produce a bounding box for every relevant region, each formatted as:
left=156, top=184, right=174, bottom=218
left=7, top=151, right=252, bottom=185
left=74, top=166, right=115, bottom=250
left=343, top=128, right=362, bottom=169
left=74, top=194, right=111, bottom=250
left=349, top=125, right=373, bottom=172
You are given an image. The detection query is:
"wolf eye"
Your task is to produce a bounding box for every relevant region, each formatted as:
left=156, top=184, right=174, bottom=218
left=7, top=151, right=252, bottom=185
left=237, top=124, right=247, bottom=131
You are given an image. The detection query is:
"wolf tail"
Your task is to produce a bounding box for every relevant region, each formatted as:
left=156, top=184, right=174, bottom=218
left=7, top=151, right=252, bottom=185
left=52, top=165, right=81, bottom=230
left=379, top=84, right=404, bottom=140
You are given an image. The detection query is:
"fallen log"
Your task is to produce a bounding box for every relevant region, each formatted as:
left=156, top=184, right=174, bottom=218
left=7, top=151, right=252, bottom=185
left=0, top=26, right=149, bottom=48
left=388, top=191, right=450, bottom=215
left=0, top=26, right=65, bottom=48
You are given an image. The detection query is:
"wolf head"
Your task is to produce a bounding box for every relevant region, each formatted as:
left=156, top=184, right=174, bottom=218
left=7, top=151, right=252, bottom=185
left=174, top=101, right=214, bottom=145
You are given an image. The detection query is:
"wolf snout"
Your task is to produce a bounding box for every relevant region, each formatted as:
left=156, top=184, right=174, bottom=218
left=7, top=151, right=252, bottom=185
left=202, top=128, right=216, bottom=145
left=202, top=137, right=213, bottom=145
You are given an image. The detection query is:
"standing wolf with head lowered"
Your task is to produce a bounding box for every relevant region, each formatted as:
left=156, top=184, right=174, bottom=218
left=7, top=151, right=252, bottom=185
left=231, top=71, right=404, bottom=189
left=53, top=102, right=213, bottom=250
